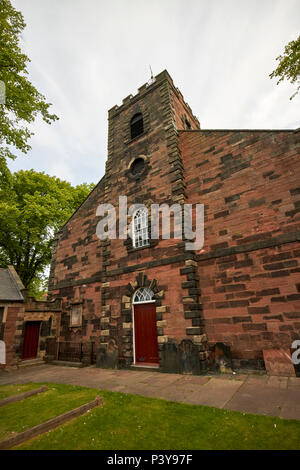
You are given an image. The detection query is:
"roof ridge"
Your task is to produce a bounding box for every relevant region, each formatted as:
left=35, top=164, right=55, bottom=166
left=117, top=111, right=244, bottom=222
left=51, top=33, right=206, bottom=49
left=7, top=266, right=24, bottom=300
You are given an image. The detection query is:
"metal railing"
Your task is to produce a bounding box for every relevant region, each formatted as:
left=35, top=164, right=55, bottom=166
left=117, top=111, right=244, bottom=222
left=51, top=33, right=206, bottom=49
left=46, top=339, right=96, bottom=365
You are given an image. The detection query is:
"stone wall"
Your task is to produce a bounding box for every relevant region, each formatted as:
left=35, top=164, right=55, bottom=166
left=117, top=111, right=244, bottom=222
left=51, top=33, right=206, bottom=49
left=180, top=128, right=300, bottom=370
left=0, top=297, right=61, bottom=368
left=0, top=302, right=24, bottom=367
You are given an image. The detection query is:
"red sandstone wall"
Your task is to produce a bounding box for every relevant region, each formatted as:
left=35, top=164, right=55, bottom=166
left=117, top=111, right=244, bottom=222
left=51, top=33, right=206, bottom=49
left=170, top=87, right=200, bottom=130
left=49, top=181, right=105, bottom=287
left=198, top=243, right=300, bottom=365
left=180, top=129, right=300, bottom=366
left=180, top=129, right=300, bottom=248
left=49, top=180, right=105, bottom=343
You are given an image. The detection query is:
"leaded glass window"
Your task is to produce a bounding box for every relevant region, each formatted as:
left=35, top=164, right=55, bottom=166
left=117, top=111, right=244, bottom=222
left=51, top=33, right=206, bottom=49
left=133, top=287, right=155, bottom=303
left=132, top=208, right=149, bottom=248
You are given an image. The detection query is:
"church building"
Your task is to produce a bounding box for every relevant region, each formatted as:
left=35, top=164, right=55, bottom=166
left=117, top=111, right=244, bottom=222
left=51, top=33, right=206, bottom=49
left=48, top=70, right=300, bottom=376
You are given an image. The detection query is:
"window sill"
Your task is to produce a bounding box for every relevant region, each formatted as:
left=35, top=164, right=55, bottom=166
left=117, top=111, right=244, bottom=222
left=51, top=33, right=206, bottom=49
left=127, top=244, right=150, bottom=253
left=124, top=239, right=158, bottom=253
left=126, top=130, right=148, bottom=145
left=133, top=243, right=150, bottom=250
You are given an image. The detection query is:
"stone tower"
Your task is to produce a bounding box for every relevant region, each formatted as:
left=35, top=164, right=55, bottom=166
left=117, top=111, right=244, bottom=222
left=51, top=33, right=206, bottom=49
left=98, top=70, right=207, bottom=372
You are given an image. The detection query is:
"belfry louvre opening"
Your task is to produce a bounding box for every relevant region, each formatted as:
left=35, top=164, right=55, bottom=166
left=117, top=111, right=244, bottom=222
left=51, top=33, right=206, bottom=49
left=130, top=113, right=143, bottom=139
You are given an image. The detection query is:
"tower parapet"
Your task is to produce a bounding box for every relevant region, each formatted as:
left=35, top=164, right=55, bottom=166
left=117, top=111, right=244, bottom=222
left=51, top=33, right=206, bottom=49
left=108, top=69, right=200, bottom=128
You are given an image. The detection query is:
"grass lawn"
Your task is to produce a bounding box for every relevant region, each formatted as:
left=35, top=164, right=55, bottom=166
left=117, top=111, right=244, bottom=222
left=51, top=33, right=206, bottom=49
left=0, top=383, right=41, bottom=400
left=0, top=383, right=99, bottom=441
left=0, top=382, right=299, bottom=450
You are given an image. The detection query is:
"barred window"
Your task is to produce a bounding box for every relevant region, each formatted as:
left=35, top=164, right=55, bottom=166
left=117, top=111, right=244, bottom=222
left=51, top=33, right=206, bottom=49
left=132, top=208, right=149, bottom=248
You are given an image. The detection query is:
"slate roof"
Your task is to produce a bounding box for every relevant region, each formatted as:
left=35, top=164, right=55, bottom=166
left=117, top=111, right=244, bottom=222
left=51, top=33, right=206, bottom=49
left=0, top=266, right=25, bottom=301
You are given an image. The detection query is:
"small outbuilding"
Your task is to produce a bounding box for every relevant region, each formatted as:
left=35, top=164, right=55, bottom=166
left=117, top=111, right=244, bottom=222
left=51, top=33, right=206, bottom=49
left=0, top=265, right=61, bottom=369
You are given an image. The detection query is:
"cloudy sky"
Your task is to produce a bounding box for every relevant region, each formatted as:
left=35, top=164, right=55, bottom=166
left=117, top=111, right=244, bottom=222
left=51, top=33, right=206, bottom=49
left=8, top=0, right=300, bottom=186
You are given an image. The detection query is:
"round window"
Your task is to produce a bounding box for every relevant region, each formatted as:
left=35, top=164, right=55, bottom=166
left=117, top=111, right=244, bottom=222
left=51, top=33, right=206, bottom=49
left=130, top=157, right=145, bottom=176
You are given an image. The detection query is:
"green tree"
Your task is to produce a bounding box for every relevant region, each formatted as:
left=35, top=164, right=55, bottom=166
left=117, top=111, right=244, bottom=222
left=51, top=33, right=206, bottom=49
left=270, top=35, right=300, bottom=100
left=0, top=168, right=94, bottom=296
left=0, top=0, right=58, bottom=173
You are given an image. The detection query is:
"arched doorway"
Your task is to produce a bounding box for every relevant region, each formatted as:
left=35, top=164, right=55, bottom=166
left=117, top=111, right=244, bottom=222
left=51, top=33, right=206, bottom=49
left=132, top=287, right=159, bottom=366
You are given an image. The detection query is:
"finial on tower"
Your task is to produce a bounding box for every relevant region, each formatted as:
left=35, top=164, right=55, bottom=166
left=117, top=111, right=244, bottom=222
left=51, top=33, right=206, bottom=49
left=148, top=65, right=155, bottom=85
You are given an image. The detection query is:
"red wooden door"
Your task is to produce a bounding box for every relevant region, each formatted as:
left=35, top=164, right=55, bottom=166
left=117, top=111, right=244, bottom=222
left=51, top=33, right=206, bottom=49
left=134, top=303, right=158, bottom=364
left=22, top=322, right=40, bottom=360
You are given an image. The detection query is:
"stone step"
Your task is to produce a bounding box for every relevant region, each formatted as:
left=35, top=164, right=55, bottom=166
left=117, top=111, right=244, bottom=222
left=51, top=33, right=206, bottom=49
left=51, top=360, right=84, bottom=368
left=18, top=359, right=45, bottom=369
left=130, top=364, right=160, bottom=372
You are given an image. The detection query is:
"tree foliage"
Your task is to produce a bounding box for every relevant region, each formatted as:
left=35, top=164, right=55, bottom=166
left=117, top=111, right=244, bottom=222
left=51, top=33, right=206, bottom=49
left=270, top=35, right=300, bottom=100
left=0, top=168, right=95, bottom=295
left=0, top=0, right=58, bottom=172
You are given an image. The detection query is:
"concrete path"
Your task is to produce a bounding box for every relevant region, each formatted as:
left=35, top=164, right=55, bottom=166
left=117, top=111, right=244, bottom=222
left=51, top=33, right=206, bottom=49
left=0, top=364, right=299, bottom=420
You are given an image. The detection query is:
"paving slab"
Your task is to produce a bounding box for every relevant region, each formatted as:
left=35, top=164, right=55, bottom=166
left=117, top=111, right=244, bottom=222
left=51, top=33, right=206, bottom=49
left=224, top=381, right=289, bottom=417
left=154, top=386, right=194, bottom=403
left=0, top=364, right=299, bottom=420
left=288, top=377, right=300, bottom=391
left=160, top=383, right=202, bottom=398
left=137, top=375, right=183, bottom=388
left=172, top=376, right=210, bottom=386
left=185, top=378, right=243, bottom=408
left=243, top=375, right=269, bottom=385
left=211, top=373, right=247, bottom=382
left=279, top=389, right=300, bottom=420
left=115, top=384, right=171, bottom=400
left=267, top=376, right=289, bottom=389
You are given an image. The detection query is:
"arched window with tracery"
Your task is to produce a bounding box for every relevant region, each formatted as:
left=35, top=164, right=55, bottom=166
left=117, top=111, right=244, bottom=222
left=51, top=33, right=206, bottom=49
left=130, top=113, right=144, bottom=139
left=132, top=208, right=149, bottom=248
left=133, top=287, right=155, bottom=303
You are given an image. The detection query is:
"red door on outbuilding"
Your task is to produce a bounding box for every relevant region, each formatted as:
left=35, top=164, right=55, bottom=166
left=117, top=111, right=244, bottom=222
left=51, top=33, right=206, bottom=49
left=22, top=321, right=40, bottom=360
left=134, top=303, right=158, bottom=365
